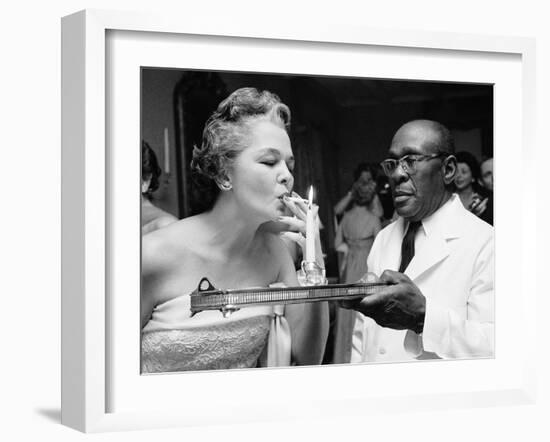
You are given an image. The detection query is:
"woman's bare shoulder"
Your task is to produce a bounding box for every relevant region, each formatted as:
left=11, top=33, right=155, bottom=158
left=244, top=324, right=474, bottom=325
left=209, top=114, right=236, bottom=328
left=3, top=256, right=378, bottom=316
left=141, top=218, right=197, bottom=271
left=141, top=212, right=178, bottom=235
left=141, top=218, right=202, bottom=315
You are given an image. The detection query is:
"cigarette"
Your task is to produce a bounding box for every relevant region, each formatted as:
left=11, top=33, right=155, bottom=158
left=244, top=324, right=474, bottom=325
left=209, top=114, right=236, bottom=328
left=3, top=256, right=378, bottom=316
left=286, top=196, right=308, bottom=204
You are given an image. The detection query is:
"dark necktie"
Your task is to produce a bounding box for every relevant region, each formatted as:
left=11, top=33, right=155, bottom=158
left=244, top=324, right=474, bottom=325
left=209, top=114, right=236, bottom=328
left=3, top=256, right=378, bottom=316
left=398, top=221, right=422, bottom=273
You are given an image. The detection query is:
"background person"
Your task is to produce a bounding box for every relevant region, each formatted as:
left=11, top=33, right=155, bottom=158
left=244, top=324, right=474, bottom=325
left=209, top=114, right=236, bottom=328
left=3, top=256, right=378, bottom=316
left=480, top=157, right=494, bottom=191
left=334, top=171, right=384, bottom=222
left=342, top=120, right=494, bottom=362
left=141, top=88, right=328, bottom=373
left=329, top=163, right=382, bottom=363
left=455, top=150, right=492, bottom=225
left=478, top=156, right=494, bottom=225
left=141, top=141, right=178, bottom=235
left=334, top=163, right=382, bottom=283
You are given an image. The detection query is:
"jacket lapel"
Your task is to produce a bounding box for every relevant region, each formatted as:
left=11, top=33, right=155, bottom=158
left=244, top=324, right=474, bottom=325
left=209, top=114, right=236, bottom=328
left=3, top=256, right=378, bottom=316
left=404, top=195, right=463, bottom=281
left=405, top=233, right=449, bottom=281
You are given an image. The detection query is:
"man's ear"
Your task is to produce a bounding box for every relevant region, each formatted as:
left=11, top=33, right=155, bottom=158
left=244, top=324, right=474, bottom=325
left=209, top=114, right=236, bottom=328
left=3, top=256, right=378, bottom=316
left=442, top=155, right=457, bottom=185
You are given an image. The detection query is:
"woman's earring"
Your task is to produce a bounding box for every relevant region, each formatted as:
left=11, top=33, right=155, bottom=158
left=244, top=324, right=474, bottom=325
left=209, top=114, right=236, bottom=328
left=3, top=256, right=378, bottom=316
left=219, top=181, right=232, bottom=191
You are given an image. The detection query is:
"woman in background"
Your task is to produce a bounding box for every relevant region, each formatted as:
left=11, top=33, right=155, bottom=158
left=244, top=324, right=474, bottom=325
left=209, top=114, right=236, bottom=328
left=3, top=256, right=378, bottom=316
left=334, top=167, right=384, bottom=222
left=329, top=163, right=381, bottom=364
left=141, top=88, right=328, bottom=373
left=454, top=151, right=491, bottom=224
left=141, top=141, right=178, bottom=235
left=334, top=163, right=382, bottom=282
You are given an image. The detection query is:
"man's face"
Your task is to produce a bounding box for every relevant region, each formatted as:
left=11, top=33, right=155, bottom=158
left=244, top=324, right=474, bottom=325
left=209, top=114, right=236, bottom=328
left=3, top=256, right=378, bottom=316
left=480, top=158, right=493, bottom=191
left=387, top=122, right=450, bottom=222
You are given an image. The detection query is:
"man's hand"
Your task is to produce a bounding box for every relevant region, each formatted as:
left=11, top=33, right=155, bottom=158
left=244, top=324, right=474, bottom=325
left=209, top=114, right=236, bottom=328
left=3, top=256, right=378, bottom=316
left=340, top=270, right=426, bottom=334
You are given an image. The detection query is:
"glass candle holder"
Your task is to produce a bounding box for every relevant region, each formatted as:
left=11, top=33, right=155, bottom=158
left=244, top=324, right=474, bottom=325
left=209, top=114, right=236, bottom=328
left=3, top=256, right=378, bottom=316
left=297, top=261, right=327, bottom=286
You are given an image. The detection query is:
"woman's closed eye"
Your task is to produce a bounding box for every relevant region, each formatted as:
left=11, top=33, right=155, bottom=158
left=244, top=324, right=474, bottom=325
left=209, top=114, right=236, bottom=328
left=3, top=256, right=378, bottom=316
left=260, top=159, right=294, bottom=172
left=261, top=159, right=277, bottom=166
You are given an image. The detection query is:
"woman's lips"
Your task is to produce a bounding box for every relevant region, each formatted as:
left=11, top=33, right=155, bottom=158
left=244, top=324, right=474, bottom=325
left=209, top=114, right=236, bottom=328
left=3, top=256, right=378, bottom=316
left=277, top=191, right=291, bottom=201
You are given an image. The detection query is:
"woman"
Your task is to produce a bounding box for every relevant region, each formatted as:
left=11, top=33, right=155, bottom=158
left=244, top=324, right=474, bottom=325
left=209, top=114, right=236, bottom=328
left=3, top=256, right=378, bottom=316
left=141, top=141, right=178, bottom=235
left=454, top=151, right=491, bottom=223
left=334, top=163, right=381, bottom=282
left=141, top=88, right=328, bottom=373
left=334, top=169, right=384, bottom=222
left=330, top=163, right=381, bottom=363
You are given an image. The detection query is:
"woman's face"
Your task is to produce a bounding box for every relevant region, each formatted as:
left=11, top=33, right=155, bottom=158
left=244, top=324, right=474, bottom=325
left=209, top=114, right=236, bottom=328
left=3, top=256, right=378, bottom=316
left=353, top=171, right=376, bottom=205
left=455, top=162, right=474, bottom=191
left=228, top=119, right=295, bottom=222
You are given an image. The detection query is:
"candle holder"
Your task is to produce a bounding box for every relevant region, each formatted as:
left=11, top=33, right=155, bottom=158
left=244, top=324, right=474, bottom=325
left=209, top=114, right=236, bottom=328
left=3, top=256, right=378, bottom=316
left=298, top=261, right=327, bottom=286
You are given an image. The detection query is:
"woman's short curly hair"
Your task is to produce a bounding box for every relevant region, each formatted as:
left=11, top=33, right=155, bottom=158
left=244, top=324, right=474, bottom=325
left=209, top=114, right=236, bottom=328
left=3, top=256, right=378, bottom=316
left=190, top=87, right=291, bottom=212
left=353, top=162, right=378, bottom=183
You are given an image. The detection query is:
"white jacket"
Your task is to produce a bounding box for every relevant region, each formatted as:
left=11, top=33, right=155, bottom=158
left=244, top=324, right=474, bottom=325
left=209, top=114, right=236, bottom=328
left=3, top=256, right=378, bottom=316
left=351, top=194, right=494, bottom=362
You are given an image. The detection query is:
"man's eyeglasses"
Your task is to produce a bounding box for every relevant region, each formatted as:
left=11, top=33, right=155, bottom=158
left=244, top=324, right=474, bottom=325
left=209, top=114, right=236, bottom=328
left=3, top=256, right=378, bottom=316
left=380, top=153, right=448, bottom=176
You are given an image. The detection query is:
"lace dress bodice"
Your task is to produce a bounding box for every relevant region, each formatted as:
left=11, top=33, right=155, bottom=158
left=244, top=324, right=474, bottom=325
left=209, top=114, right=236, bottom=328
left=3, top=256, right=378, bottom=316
left=141, top=293, right=289, bottom=373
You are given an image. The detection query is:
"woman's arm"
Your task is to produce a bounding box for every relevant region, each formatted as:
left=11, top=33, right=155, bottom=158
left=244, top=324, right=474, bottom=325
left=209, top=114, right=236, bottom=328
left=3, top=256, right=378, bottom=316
left=273, top=238, right=329, bottom=365
left=334, top=191, right=353, bottom=217
left=140, top=233, right=168, bottom=328
left=369, top=193, right=384, bottom=219
left=334, top=217, right=346, bottom=251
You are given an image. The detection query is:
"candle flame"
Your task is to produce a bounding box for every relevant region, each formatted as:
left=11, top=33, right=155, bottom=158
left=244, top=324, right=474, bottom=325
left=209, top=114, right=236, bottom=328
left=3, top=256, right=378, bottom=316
left=308, top=186, right=313, bottom=208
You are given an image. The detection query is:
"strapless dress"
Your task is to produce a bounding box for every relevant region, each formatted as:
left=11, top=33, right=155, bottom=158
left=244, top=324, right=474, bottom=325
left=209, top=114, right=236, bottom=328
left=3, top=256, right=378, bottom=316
left=141, top=293, right=290, bottom=373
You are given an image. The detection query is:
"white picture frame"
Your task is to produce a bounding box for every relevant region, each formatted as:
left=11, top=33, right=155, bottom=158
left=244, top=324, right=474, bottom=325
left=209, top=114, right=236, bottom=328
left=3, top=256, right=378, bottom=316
left=61, top=9, right=537, bottom=433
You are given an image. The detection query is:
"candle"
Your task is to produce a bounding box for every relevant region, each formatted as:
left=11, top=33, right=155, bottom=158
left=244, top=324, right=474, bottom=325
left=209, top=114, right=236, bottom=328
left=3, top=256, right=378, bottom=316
left=305, top=186, right=315, bottom=263
left=163, top=127, right=170, bottom=174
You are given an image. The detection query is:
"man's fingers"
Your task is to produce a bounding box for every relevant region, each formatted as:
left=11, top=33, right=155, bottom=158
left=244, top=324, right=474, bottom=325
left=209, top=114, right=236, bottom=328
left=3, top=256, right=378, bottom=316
left=339, top=298, right=362, bottom=310
left=379, top=269, right=410, bottom=284
left=341, top=283, right=393, bottom=309
left=356, top=291, right=387, bottom=307
left=358, top=272, right=380, bottom=283
left=340, top=291, right=387, bottom=316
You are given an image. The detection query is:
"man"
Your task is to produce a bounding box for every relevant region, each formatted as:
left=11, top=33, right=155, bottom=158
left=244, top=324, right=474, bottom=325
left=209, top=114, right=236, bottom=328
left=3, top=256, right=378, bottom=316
left=477, top=156, right=494, bottom=225
left=480, top=157, right=494, bottom=191
left=343, top=120, right=494, bottom=362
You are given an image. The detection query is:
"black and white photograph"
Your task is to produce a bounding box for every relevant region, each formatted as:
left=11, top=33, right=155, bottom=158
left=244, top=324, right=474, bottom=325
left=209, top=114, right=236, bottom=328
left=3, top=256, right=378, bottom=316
left=3, top=0, right=542, bottom=438
left=140, top=68, right=494, bottom=373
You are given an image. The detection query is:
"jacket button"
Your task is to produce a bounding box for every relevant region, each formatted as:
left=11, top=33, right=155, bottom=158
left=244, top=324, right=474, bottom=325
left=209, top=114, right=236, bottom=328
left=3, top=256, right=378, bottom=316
left=379, top=347, right=386, bottom=355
